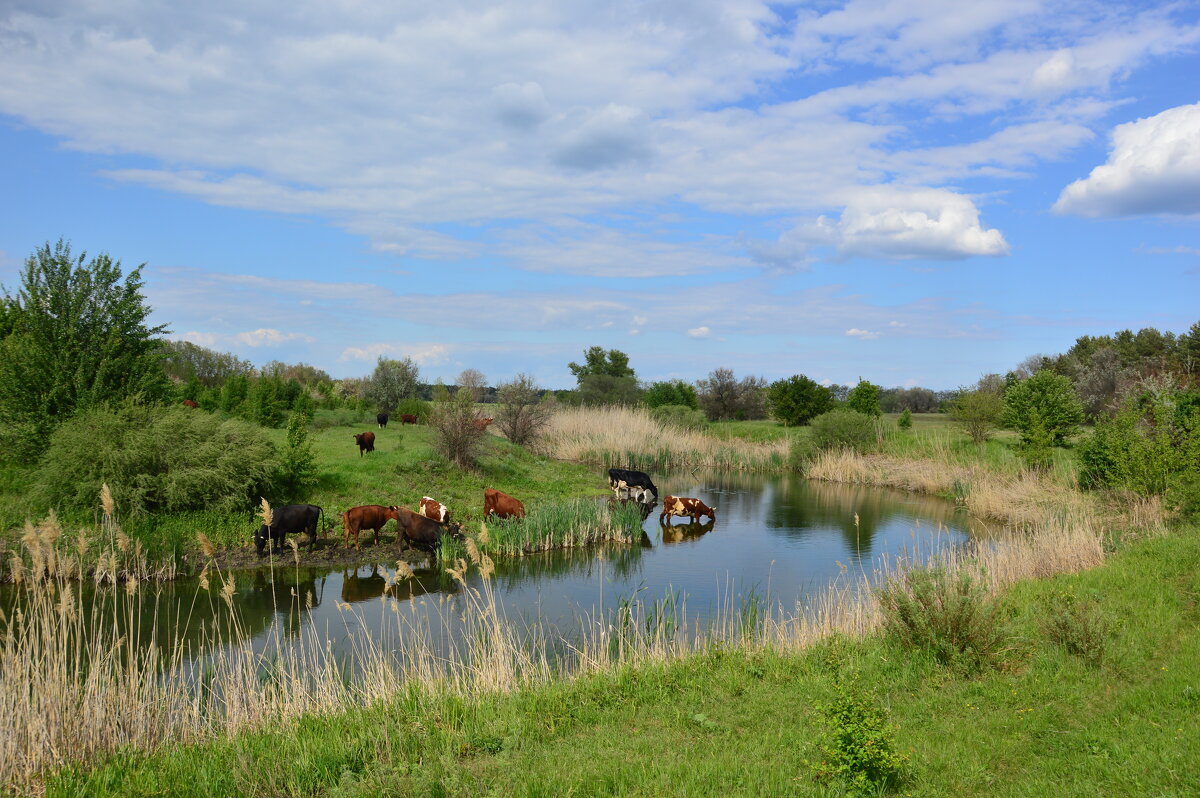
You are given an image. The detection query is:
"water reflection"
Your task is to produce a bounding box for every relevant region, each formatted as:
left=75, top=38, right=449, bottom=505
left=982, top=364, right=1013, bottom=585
left=659, top=519, right=715, bottom=545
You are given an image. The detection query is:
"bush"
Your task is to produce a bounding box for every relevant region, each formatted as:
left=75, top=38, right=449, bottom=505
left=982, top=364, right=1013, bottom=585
left=274, top=408, right=318, bottom=501
left=950, top=388, right=1005, bottom=444
left=787, top=435, right=820, bottom=470
left=897, top=408, right=913, bottom=430
left=428, top=388, right=488, bottom=468
left=1042, top=591, right=1109, bottom=666
left=30, top=403, right=276, bottom=516
left=650, top=403, right=708, bottom=432
left=394, top=397, right=431, bottom=422
left=877, top=567, right=1005, bottom=672
left=812, top=681, right=909, bottom=794
left=643, top=380, right=698, bottom=410
left=495, top=374, right=553, bottom=447
left=766, top=374, right=833, bottom=426
left=846, top=380, right=883, bottom=417
left=1003, top=369, right=1084, bottom=446
left=809, top=409, right=877, bottom=453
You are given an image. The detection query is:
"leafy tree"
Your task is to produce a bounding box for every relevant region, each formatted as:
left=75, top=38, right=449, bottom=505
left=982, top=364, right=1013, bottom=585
left=274, top=403, right=317, bottom=500
left=950, top=388, right=1005, bottom=444
left=766, top=375, right=833, bottom=426
left=495, top=373, right=553, bottom=447
left=568, top=347, right=639, bottom=405
left=1003, top=370, right=1084, bottom=446
left=643, top=379, right=699, bottom=409
left=365, top=356, right=420, bottom=413
left=0, top=240, right=171, bottom=461
left=697, top=368, right=768, bottom=421
left=846, top=379, right=883, bottom=417
left=161, top=340, right=253, bottom=387
left=219, top=374, right=250, bottom=414
left=568, top=346, right=635, bottom=379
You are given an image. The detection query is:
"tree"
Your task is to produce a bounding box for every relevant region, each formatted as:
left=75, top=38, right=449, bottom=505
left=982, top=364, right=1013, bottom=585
left=697, top=368, right=768, bottom=421
left=568, top=346, right=635, bottom=380
left=274, top=403, right=318, bottom=500
left=1002, top=369, right=1084, bottom=446
left=365, top=356, right=420, bottom=413
left=0, top=240, right=171, bottom=461
left=160, top=340, right=254, bottom=387
left=643, top=379, right=699, bottom=409
left=567, top=346, right=639, bottom=405
left=428, top=385, right=488, bottom=468
left=846, top=379, right=883, bottom=417
left=767, top=375, right=834, bottom=426
left=496, top=373, right=553, bottom=447
left=950, top=388, right=1005, bottom=444
left=456, top=368, right=488, bottom=403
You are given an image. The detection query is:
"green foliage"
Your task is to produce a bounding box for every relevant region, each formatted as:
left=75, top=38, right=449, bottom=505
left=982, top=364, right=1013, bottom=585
left=812, top=682, right=909, bottom=795
left=845, top=379, right=883, bottom=417
left=643, top=379, right=698, bottom=409
left=273, top=407, right=318, bottom=501
left=568, top=346, right=636, bottom=380
left=787, top=435, right=820, bottom=470
left=1018, top=409, right=1055, bottom=472
left=29, top=403, right=276, bottom=516
left=495, top=373, right=553, bottom=446
left=365, top=356, right=420, bottom=413
left=1003, top=369, right=1084, bottom=446
left=576, top=374, right=642, bottom=406
left=1042, top=591, right=1110, bottom=666
left=950, top=387, right=1005, bottom=444
left=766, top=374, right=834, bottom=426
left=697, top=367, right=767, bottom=421
left=160, top=340, right=253, bottom=387
left=878, top=567, right=1005, bottom=672
left=394, top=397, right=430, bottom=422
left=897, top=408, right=913, bottom=430
left=809, top=409, right=877, bottom=453
left=649, top=403, right=708, bottom=432
left=0, top=240, right=171, bottom=461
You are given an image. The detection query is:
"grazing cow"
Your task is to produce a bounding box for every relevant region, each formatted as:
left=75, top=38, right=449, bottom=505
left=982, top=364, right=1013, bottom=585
left=473, top=417, right=493, bottom=431
left=181, top=399, right=199, bottom=409
left=255, top=504, right=323, bottom=556
left=342, top=504, right=401, bottom=549
left=377, top=412, right=389, bottom=429
left=419, top=496, right=450, bottom=523
left=353, top=431, right=376, bottom=456
left=659, top=496, right=716, bottom=526
left=484, top=487, right=525, bottom=519
left=607, top=468, right=659, bottom=503
left=400, top=413, right=419, bottom=424
left=394, top=506, right=464, bottom=552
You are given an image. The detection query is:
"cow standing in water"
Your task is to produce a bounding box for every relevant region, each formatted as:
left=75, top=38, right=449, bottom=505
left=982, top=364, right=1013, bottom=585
left=353, top=431, right=376, bottom=456
left=660, top=496, right=716, bottom=526
left=377, top=413, right=389, bottom=429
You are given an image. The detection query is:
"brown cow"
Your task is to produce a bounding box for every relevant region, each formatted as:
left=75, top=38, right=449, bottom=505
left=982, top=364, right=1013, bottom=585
left=400, top=413, right=418, bottom=424
left=394, top=506, right=464, bottom=551
left=419, top=496, right=449, bottom=523
left=342, top=504, right=401, bottom=549
left=353, top=431, right=376, bottom=456
left=659, top=496, right=716, bottom=525
left=181, top=399, right=199, bottom=408
left=473, top=417, right=493, bottom=431
left=484, top=488, right=525, bottom=519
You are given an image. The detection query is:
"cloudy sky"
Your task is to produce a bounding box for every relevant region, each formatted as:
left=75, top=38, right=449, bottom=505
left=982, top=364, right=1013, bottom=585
left=1, top=0, right=1198, bottom=389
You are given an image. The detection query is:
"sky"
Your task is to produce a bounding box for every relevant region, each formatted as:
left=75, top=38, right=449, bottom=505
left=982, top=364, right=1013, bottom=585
left=0, top=1, right=1198, bottom=390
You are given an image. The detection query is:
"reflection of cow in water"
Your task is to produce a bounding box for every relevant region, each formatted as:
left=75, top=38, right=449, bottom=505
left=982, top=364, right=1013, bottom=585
left=660, top=518, right=715, bottom=544
left=340, top=564, right=387, bottom=603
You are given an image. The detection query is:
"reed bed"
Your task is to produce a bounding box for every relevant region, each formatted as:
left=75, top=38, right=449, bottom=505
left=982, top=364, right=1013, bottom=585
left=542, top=406, right=790, bottom=471
left=477, top=498, right=646, bottom=557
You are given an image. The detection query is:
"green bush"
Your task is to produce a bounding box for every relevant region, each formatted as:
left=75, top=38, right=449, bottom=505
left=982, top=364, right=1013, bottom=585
left=30, top=403, right=276, bottom=516
left=812, top=681, right=909, bottom=794
left=650, top=403, right=708, bottom=432
left=788, top=435, right=820, bottom=470
left=845, top=380, right=883, bottom=417
left=809, top=409, right=877, bottom=453
left=395, top=397, right=431, bottom=422
left=897, top=408, right=913, bottom=430
left=274, top=408, right=318, bottom=501
left=766, top=374, right=833, bottom=426
left=643, top=380, right=698, bottom=410
left=1042, top=591, right=1110, bottom=666
left=1003, top=369, right=1083, bottom=446
left=877, top=567, right=1005, bottom=672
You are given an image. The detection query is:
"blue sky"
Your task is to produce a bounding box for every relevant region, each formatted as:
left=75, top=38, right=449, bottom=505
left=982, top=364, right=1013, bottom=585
left=1, top=0, right=1198, bottom=390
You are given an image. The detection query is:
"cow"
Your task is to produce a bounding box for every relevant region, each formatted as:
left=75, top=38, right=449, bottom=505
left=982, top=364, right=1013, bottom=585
left=400, top=414, right=419, bottom=424
left=353, top=431, right=376, bottom=456
left=659, top=496, right=716, bottom=526
left=394, top=506, right=464, bottom=552
left=474, top=417, right=493, bottom=431
left=484, top=487, right=525, bottom=519
left=342, top=504, right=402, bottom=549
left=181, top=399, right=199, bottom=409
left=419, top=496, right=450, bottom=523
left=607, top=468, right=659, bottom=504
left=377, top=412, right=389, bottom=429
left=255, top=504, right=323, bottom=556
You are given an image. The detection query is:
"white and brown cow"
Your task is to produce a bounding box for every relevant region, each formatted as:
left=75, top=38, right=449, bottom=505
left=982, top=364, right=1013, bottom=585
left=659, top=495, right=716, bottom=526
left=419, top=496, right=449, bottom=523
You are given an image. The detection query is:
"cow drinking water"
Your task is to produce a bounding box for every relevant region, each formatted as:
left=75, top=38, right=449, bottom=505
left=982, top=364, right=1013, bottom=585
left=255, top=504, right=323, bottom=555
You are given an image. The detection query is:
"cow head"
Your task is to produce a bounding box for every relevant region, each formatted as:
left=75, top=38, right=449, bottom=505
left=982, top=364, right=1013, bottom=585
left=254, top=524, right=270, bottom=555
left=446, top=523, right=465, bottom=541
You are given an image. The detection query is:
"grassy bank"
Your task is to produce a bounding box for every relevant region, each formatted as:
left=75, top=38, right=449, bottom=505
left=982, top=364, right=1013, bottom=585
left=37, top=519, right=1199, bottom=796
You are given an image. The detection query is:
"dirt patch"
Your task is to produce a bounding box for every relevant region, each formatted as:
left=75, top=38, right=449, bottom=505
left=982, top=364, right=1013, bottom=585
left=210, top=533, right=437, bottom=573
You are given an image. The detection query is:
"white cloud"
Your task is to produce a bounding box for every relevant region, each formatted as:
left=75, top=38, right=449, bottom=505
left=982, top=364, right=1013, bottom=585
left=687, top=326, right=711, bottom=339
left=1142, top=245, right=1200, bottom=256
left=1054, top=102, right=1200, bottom=217
left=846, top=328, right=880, bottom=340
left=235, top=328, right=314, bottom=347
left=339, top=343, right=451, bottom=365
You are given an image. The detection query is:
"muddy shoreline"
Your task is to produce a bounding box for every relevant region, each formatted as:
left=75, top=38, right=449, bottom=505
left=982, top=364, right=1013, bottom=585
left=209, top=532, right=439, bottom=573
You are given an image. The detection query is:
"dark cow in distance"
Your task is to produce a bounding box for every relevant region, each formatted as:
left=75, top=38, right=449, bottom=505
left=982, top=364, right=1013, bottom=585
left=181, top=399, right=199, bottom=409
left=608, top=468, right=658, bottom=504
left=400, top=414, right=419, bottom=424
left=342, top=504, right=401, bottom=549
left=419, top=496, right=449, bottom=523
left=377, top=412, right=389, bottom=429
left=394, top=506, right=464, bottom=552
left=353, top=431, right=376, bottom=456
left=484, top=488, right=525, bottom=519
left=660, top=496, right=716, bottom=526
left=255, top=504, right=323, bottom=556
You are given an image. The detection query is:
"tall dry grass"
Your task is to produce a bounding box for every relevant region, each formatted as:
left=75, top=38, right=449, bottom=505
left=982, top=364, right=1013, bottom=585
left=542, top=406, right=789, bottom=471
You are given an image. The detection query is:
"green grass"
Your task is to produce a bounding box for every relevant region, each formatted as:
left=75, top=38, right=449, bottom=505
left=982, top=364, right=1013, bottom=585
left=43, top=523, right=1200, bottom=797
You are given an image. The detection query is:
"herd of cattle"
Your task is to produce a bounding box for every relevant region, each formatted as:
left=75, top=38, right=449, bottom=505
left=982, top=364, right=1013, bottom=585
left=252, top=430, right=717, bottom=557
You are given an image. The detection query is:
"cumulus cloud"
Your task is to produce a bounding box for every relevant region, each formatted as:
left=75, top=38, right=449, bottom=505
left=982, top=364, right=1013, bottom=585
left=687, top=326, right=711, bottom=339
left=339, top=343, right=451, bottom=365
left=845, top=328, right=880, bottom=340
left=235, top=328, right=315, bottom=347
left=1054, top=102, right=1200, bottom=217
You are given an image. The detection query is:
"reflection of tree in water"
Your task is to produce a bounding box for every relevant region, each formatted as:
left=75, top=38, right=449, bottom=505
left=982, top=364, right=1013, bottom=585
left=236, top=567, right=327, bottom=635
left=659, top=518, right=715, bottom=545
left=489, top=540, right=647, bottom=590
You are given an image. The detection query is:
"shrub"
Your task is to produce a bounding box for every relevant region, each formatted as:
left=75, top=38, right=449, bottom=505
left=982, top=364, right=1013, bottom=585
left=766, top=374, right=833, bottom=426
left=845, top=379, right=883, bottom=417
left=495, top=373, right=553, bottom=447
left=812, top=681, right=909, bottom=794
left=897, top=408, right=913, bottom=430
left=1003, top=369, right=1084, bottom=446
left=877, top=567, right=1005, bottom=672
left=274, top=407, right=318, bottom=501
left=30, top=403, right=276, bottom=516
left=428, top=388, right=488, bottom=468
left=787, top=435, right=820, bottom=470
left=650, top=403, right=708, bottom=432
left=809, top=409, right=876, bottom=453
left=950, top=388, right=1005, bottom=444
left=643, top=380, right=698, bottom=410
left=1042, top=591, right=1109, bottom=666
left=394, top=397, right=431, bottom=422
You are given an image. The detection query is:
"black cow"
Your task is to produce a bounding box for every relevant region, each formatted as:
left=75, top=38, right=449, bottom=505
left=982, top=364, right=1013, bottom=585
left=395, top=506, right=464, bottom=552
left=607, top=468, right=658, bottom=503
left=255, top=504, right=323, bottom=556
left=377, top=412, right=389, bottom=429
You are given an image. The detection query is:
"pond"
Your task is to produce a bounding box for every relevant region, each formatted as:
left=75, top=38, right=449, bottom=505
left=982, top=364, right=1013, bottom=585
left=1, top=472, right=993, bottom=663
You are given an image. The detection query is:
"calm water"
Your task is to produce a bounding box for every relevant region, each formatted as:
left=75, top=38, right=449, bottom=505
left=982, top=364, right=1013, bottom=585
left=3, top=472, right=992, bottom=660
